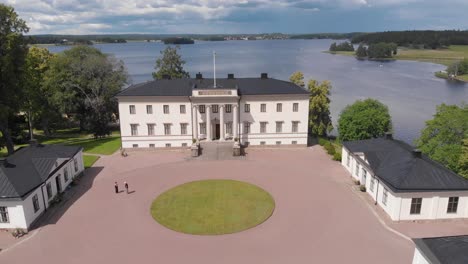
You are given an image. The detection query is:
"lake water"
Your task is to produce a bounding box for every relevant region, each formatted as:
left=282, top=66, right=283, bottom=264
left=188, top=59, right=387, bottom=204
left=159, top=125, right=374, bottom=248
left=47, top=40, right=468, bottom=144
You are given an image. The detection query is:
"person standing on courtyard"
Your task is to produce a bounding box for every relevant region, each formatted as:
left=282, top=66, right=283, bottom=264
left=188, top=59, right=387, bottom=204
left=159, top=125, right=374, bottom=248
left=114, top=182, right=119, bottom=193
left=124, top=181, right=129, bottom=194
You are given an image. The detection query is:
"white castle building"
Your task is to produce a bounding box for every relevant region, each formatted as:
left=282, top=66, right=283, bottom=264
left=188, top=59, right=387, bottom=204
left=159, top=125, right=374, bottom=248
left=116, top=73, right=310, bottom=149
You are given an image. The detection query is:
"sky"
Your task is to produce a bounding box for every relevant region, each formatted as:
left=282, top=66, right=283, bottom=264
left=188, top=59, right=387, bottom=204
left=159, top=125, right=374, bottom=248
left=3, top=0, right=468, bottom=35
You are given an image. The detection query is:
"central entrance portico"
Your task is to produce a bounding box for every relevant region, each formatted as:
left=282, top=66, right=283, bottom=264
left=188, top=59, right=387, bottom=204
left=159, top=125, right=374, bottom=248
left=190, top=83, right=240, bottom=142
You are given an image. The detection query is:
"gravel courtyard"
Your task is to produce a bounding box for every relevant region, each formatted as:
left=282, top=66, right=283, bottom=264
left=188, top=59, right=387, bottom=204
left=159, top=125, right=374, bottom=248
left=0, top=146, right=413, bottom=263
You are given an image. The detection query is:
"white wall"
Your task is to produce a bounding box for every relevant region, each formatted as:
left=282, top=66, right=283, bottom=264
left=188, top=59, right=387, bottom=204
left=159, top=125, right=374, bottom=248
left=0, top=150, right=84, bottom=229
left=412, top=248, right=431, bottom=264
left=341, top=147, right=468, bottom=221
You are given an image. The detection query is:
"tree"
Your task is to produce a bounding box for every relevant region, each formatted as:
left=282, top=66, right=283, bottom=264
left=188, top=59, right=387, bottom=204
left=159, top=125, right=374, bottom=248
left=289, top=71, right=305, bottom=87
left=356, top=44, right=367, bottom=58
left=415, top=104, right=468, bottom=174
left=308, top=80, right=333, bottom=136
left=152, top=46, right=190, bottom=80
left=23, top=46, right=58, bottom=138
left=338, top=99, right=392, bottom=141
left=44, top=46, right=128, bottom=137
left=0, top=4, right=29, bottom=155
left=459, top=139, right=468, bottom=179
left=329, top=42, right=337, bottom=52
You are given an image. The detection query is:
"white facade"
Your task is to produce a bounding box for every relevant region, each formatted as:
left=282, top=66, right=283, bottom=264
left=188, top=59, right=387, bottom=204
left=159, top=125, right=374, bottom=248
left=342, top=147, right=468, bottom=221
left=0, top=150, right=84, bottom=229
left=412, top=248, right=431, bottom=264
left=118, top=88, right=309, bottom=148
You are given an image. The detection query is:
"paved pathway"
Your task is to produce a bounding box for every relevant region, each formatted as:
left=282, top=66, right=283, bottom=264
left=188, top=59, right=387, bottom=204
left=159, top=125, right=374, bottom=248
left=0, top=147, right=415, bottom=263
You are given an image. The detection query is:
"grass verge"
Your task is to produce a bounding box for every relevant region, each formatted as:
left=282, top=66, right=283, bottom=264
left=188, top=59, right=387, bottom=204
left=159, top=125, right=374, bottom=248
left=83, top=155, right=100, bottom=168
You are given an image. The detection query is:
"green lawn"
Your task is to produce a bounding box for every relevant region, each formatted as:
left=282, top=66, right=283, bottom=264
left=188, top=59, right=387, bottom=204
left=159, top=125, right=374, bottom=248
left=323, top=50, right=355, bottom=56
left=151, top=180, right=275, bottom=235
left=396, top=45, right=468, bottom=66
left=83, top=155, right=100, bottom=168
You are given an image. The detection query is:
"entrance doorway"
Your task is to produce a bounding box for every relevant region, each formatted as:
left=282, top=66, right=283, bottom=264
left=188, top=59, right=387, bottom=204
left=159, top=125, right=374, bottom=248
left=215, top=124, right=220, bottom=140
left=55, top=175, right=62, bottom=193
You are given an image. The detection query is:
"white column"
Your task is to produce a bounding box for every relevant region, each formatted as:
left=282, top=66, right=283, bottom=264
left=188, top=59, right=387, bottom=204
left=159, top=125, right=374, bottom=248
left=220, top=105, right=225, bottom=141
left=206, top=105, right=212, bottom=141
left=192, top=105, right=198, bottom=140
left=233, top=104, right=238, bottom=140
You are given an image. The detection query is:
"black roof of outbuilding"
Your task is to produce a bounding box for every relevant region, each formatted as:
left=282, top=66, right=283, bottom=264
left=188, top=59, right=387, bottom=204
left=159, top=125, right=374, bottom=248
left=414, top=236, right=468, bottom=264
left=343, top=138, right=468, bottom=192
left=116, top=77, right=309, bottom=97
left=0, top=144, right=82, bottom=199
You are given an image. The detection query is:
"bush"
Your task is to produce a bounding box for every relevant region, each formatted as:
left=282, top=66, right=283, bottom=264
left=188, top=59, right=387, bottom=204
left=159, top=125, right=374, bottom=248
left=318, top=137, right=327, bottom=146
left=360, top=185, right=366, bottom=192
left=332, top=152, right=342, bottom=161
left=354, top=179, right=361, bottom=185
left=324, top=143, right=336, bottom=155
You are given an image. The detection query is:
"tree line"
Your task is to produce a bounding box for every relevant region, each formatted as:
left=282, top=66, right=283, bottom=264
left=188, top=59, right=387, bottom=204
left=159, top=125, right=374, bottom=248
left=351, top=30, right=468, bottom=49
left=355, top=43, right=398, bottom=59
left=329, top=41, right=355, bottom=52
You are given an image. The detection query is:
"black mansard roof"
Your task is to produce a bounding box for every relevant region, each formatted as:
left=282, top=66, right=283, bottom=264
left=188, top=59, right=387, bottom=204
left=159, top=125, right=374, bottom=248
left=343, top=137, right=468, bottom=192
left=0, top=144, right=82, bottom=199
left=414, top=236, right=468, bottom=264
left=116, top=77, right=309, bottom=97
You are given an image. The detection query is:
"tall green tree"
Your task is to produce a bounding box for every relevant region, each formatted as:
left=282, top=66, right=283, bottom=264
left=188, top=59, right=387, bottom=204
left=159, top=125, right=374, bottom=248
left=289, top=71, right=305, bottom=87
left=355, top=44, right=367, bottom=58
left=459, top=139, right=468, bottom=178
left=308, top=80, right=333, bottom=136
left=0, top=4, right=29, bottom=155
left=415, top=104, right=468, bottom=174
left=152, top=46, right=190, bottom=80
left=44, top=46, right=128, bottom=137
left=338, top=99, right=392, bottom=141
left=23, top=46, right=57, bottom=138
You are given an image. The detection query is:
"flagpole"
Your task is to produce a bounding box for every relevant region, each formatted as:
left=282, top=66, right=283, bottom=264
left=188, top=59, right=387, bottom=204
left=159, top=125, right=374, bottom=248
left=213, top=51, right=216, bottom=88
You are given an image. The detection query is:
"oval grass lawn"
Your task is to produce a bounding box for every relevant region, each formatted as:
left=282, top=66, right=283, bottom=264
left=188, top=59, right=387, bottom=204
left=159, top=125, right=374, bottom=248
left=150, top=179, right=275, bottom=235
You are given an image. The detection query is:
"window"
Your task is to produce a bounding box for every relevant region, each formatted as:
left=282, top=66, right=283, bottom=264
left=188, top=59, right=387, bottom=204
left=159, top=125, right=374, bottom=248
left=292, top=141, right=297, bottom=145
left=132, top=144, right=138, bottom=148
left=370, top=177, right=375, bottom=192
left=180, top=105, right=186, bottom=114
left=382, top=188, right=388, bottom=205
left=200, top=123, right=206, bottom=135
left=149, top=144, right=155, bottom=148
left=164, top=124, right=171, bottom=135
left=180, top=123, right=188, bottom=135
left=276, top=103, right=282, bottom=112
left=165, top=143, right=171, bottom=148
left=199, top=105, right=206, bottom=113
left=261, top=104, right=266, bottom=113
left=293, top=103, right=299, bottom=112
left=410, top=198, right=422, bottom=215
left=163, top=105, right=169, bottom=114
left=260, top=122, right=267, bottom=133
left=212, top=105, right=219, bottom=113
left=147, top=124, right=155, bottom=136
left=32, top=194, right=40, bottom=213
left=74, top=158, right=78, bottom=172
left=447, top=197, right=459, bottom=214
left=260, top=141, right=266, bottom=145
left=362, top=169, right=367, bottom=184
left=244, top=122, right=250, bottom=134
left=39, top=182, right=50, bottom=201
left=182, top=143, right=188, bottom=147
left=226, top=122, right=232, bottom=134
left=64, top=168, right=69, bottom=183
left=129, top=105, right=136, bottom=114
left=276, top=122, right=283, bottom=133
left=225, top=104, right=232, bottom=113
left=292, top=121, right=299, bottom=133
left=244, top=104, right=250, bottom=113
left=146, top=105, right=153, bottom=114
left=131, top=124, right=138, bottom=136
left=276, top=141, right=281, bottom=145
left=355, top=164, right=359, bottom=176
left=346, top=154, right=350, bottom=167
left=0, top=207, right=8, bottom=223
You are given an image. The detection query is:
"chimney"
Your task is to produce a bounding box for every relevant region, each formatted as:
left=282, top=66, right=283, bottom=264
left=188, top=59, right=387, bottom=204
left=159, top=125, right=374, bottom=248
left=227, top=73, right=234, bottom=79
left=384, top=132, right=393, bottom=140
left=413, top=149, right=422, bottom=158
left=196, top=72, right=203, bottom=80
left=261, top=73, right=268, bottom=79
left=162, top=74, right=171, bottom=80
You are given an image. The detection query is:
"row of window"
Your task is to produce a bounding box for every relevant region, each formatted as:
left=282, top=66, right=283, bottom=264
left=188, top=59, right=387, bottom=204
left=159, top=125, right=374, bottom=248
left=130, top=121, right=300, bottom=136
left=129, top=141, right=299, bottom=149
left=129, top=103, right=301, bottom=115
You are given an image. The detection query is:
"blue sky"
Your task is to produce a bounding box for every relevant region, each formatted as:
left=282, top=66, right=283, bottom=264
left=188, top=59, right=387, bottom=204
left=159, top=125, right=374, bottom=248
left=3, top=0, right=468, bottom=34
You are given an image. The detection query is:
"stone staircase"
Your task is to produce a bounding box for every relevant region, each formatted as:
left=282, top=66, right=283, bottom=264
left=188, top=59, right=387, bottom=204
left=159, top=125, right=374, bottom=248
left=195, top=141, right=243, bottom=160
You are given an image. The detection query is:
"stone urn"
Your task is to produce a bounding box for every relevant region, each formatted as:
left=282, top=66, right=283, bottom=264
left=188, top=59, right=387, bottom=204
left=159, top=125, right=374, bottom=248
left=233, top=141, right=241, bottom=156
left=191, top=141, right=199, bottom=157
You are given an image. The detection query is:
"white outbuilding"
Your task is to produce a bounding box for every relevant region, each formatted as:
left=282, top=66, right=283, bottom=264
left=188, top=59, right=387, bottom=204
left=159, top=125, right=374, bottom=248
left=342, top=134, right=468, bottom=221
left=0, top=143, right=84, bottom=230
left=412, top=236, right=468, bottom=264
